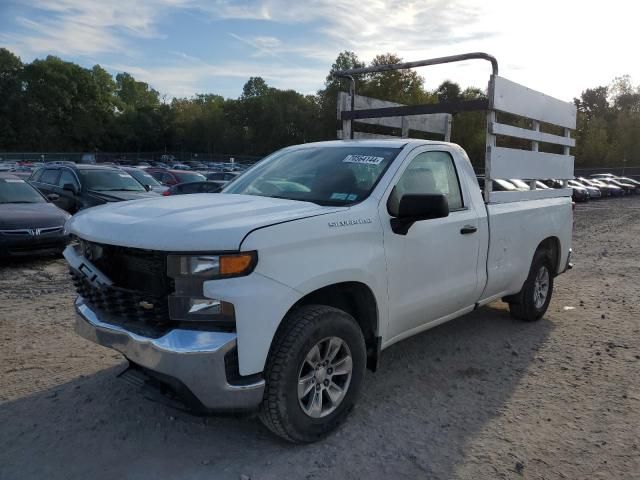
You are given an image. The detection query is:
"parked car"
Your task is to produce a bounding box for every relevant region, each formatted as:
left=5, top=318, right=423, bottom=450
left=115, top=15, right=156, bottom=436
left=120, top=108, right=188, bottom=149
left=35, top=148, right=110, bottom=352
left=185, top=162, right=208, bottom=170
left=162, top=181, right=226, bottom=196
left=508, top=179, right=534, bottom=191
left=476, top=176, right=519, bottom=192
left=29, top=164, right=160, bottom=213
left=145, top=168, right=207, bottom=186
left=589, top=173, right=617, bottom=179
left=617, top=176, right=640, bottom=189
left=205, top=171, right=241, bottom=182
left=80, top=153, right=97, bottom=164
left=603, top=178, right=635, bottom=195
left=542, top=179, right=588, bottom=202
left=568, top=179, right=601, bottom=199
left=119, top=167, right=168, bottom=193
left=169, top=163, right=192, bottom=170
left=0, top=173, right=70, bottom=257
left=583, top=177, right=624, bottom=197
left=8, top=166, right=34, bottom=179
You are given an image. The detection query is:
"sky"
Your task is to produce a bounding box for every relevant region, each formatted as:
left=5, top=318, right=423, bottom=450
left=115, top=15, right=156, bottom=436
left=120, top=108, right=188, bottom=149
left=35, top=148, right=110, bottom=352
left=1, top=0, right=639, bottom=101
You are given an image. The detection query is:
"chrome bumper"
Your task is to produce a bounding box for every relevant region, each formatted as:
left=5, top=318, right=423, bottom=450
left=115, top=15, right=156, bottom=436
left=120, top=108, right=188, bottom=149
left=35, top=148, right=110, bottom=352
left=74, top=298, right=265, bottom=410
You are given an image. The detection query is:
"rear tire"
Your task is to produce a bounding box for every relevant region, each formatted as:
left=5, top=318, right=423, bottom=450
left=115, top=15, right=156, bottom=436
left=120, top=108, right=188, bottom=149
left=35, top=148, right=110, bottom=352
left=508, top=249, right=555, bottom=322
left=259, top=305, right=366, bottom=443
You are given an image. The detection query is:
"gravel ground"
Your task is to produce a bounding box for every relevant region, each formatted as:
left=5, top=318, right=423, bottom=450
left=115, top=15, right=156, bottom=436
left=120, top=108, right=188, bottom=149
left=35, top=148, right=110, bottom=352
left=1, top=197, right=639, bottom=480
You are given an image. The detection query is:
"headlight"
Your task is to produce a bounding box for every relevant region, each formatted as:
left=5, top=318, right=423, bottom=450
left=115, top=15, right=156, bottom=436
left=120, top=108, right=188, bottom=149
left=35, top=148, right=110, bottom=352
left=167, top=252, right=257, bottom=279
left=166, top=252, right=257, bottom=324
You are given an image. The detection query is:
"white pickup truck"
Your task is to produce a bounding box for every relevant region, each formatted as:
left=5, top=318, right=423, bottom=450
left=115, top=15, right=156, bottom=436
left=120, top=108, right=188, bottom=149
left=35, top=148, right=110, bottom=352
left=64, top=53, right=576, bottom=443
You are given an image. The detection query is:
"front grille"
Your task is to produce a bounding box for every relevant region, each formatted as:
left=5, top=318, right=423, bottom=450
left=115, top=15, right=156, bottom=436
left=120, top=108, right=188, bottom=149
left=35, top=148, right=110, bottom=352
left=80, top=241, right=171, bottom=296
left=0, top=226, right=64, bottom=236
left=71, top=270, right=170, bottom=324
left=70, top=240, right=172, bottom=325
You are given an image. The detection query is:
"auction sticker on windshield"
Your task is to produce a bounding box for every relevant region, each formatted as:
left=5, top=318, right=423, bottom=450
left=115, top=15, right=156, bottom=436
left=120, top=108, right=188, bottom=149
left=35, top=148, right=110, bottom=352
left=4, top=179, right=25, bottom=183
left=343, top=155, right=385, bottom=165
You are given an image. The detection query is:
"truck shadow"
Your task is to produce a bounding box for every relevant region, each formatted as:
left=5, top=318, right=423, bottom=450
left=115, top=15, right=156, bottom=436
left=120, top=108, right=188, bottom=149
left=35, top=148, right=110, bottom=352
left=0, top=304, right=552, bottom=480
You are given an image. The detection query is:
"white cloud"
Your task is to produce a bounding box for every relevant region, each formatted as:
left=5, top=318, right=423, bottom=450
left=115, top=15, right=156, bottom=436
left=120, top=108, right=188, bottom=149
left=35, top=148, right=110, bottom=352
left=205, top=0, right=640, bottom=101
left=5, top=0, right=191, bottom=57
left=107, top=58, right=327, bottom=98
left=4, top=0, right=640, bottom=100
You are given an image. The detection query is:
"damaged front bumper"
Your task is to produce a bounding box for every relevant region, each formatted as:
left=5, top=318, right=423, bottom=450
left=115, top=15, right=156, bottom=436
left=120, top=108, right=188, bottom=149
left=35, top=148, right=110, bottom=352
left=74, top=297, right=265, bottom=411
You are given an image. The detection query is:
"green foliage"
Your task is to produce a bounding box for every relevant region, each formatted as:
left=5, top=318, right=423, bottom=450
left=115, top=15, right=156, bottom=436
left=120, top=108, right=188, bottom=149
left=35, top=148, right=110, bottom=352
left=0, top=47, right=639, bottom=167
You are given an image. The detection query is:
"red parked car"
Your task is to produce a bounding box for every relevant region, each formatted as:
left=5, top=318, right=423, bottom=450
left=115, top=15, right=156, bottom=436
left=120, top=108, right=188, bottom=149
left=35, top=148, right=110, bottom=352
left=145, top=168, right=206, bottom=186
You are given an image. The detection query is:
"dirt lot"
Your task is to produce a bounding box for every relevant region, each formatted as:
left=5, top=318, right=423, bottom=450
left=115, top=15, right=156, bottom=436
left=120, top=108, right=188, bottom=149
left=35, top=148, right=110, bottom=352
left=1, top=197, right=639, bottom=480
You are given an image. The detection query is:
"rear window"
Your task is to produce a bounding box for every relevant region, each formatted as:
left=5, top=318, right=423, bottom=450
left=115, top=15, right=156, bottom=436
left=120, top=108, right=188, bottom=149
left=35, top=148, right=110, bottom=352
left=175, top=172, right=206, bottom=183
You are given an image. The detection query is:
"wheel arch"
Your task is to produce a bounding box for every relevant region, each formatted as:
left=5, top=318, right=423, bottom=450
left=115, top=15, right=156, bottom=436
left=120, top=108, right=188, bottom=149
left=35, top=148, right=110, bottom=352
left=536, top=236, right=561, bottom=275
left=280, top=281, right=381, bottom=372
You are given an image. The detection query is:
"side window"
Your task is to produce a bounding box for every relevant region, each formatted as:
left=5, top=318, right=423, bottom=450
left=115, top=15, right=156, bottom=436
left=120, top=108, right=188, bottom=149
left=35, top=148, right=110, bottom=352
left=58, top=170, right=79, bottom=188
left=161, top=173, right=174, bottom=184
left=40, top=169, right=60, bottom=185
left=30, top=168, right=43, bottom=182
left=394, top=151, right=463, bottom=210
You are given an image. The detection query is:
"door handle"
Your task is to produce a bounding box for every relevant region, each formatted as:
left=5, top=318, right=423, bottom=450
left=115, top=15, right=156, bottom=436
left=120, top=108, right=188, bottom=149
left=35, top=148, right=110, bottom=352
left=460, top=225, right=477, bottom=234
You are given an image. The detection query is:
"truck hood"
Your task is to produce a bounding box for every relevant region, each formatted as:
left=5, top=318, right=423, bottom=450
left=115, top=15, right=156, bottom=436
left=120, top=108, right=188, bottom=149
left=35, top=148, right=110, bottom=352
left=67, top=193, right=345, bottom=251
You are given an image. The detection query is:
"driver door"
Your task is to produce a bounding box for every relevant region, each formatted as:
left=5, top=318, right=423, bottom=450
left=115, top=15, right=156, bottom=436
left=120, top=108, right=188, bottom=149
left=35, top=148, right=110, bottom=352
left=381, top=148, right=481, bottom=340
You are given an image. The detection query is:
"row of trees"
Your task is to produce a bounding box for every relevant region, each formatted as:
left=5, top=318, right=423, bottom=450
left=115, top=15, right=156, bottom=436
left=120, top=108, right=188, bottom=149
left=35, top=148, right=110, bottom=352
left=1, top=48, right=638, bottom=166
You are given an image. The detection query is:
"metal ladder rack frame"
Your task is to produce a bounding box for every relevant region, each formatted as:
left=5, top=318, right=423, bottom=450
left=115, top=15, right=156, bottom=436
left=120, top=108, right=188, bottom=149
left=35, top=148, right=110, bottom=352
left=333, top=52, right=577, bottom=204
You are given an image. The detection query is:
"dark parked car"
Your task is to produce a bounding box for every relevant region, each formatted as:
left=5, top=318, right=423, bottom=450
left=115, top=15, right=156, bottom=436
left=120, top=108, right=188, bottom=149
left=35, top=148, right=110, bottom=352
left=162, top=180, right=226, bottom=196
left=204, top=171, right=241, bottom=182
left=145, top=168, right=207, bottom=186
left=29, top=164, right=160, bottom=213
left=119, top=166, right=168, bottom=193
left=0, top=173, right=70, bottom=257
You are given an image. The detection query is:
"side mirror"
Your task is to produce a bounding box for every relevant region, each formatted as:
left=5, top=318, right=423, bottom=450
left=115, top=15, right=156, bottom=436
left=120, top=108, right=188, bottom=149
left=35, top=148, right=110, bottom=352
left=389, top=193, right=449, bottom=235
left=63, top=183, right=79, bottom=195
left=46, top=193, right=60, bottom=202
left=143, top=184, right=151, bottom=191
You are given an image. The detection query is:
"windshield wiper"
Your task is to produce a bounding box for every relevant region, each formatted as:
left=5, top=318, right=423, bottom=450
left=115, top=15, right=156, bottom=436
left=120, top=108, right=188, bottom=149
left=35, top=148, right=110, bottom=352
left=0, top=201, right=39, bottom=204
left=266, top=194, right=347, bottom=207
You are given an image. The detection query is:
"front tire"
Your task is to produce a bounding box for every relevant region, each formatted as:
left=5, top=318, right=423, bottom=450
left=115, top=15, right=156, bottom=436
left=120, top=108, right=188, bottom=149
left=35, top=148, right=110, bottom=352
left=508, top=249, right=555, bottom=321
left=259, top=305, right=366, bottom=443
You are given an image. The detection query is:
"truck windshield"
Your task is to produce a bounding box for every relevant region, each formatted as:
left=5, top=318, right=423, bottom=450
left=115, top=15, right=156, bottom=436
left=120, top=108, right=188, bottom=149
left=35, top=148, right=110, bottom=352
left=223, top=146, right=402, bottom=205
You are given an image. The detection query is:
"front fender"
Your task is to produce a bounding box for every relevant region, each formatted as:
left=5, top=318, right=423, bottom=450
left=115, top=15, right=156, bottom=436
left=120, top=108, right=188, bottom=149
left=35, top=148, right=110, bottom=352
left=203, top=273, right=302, bottom=376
